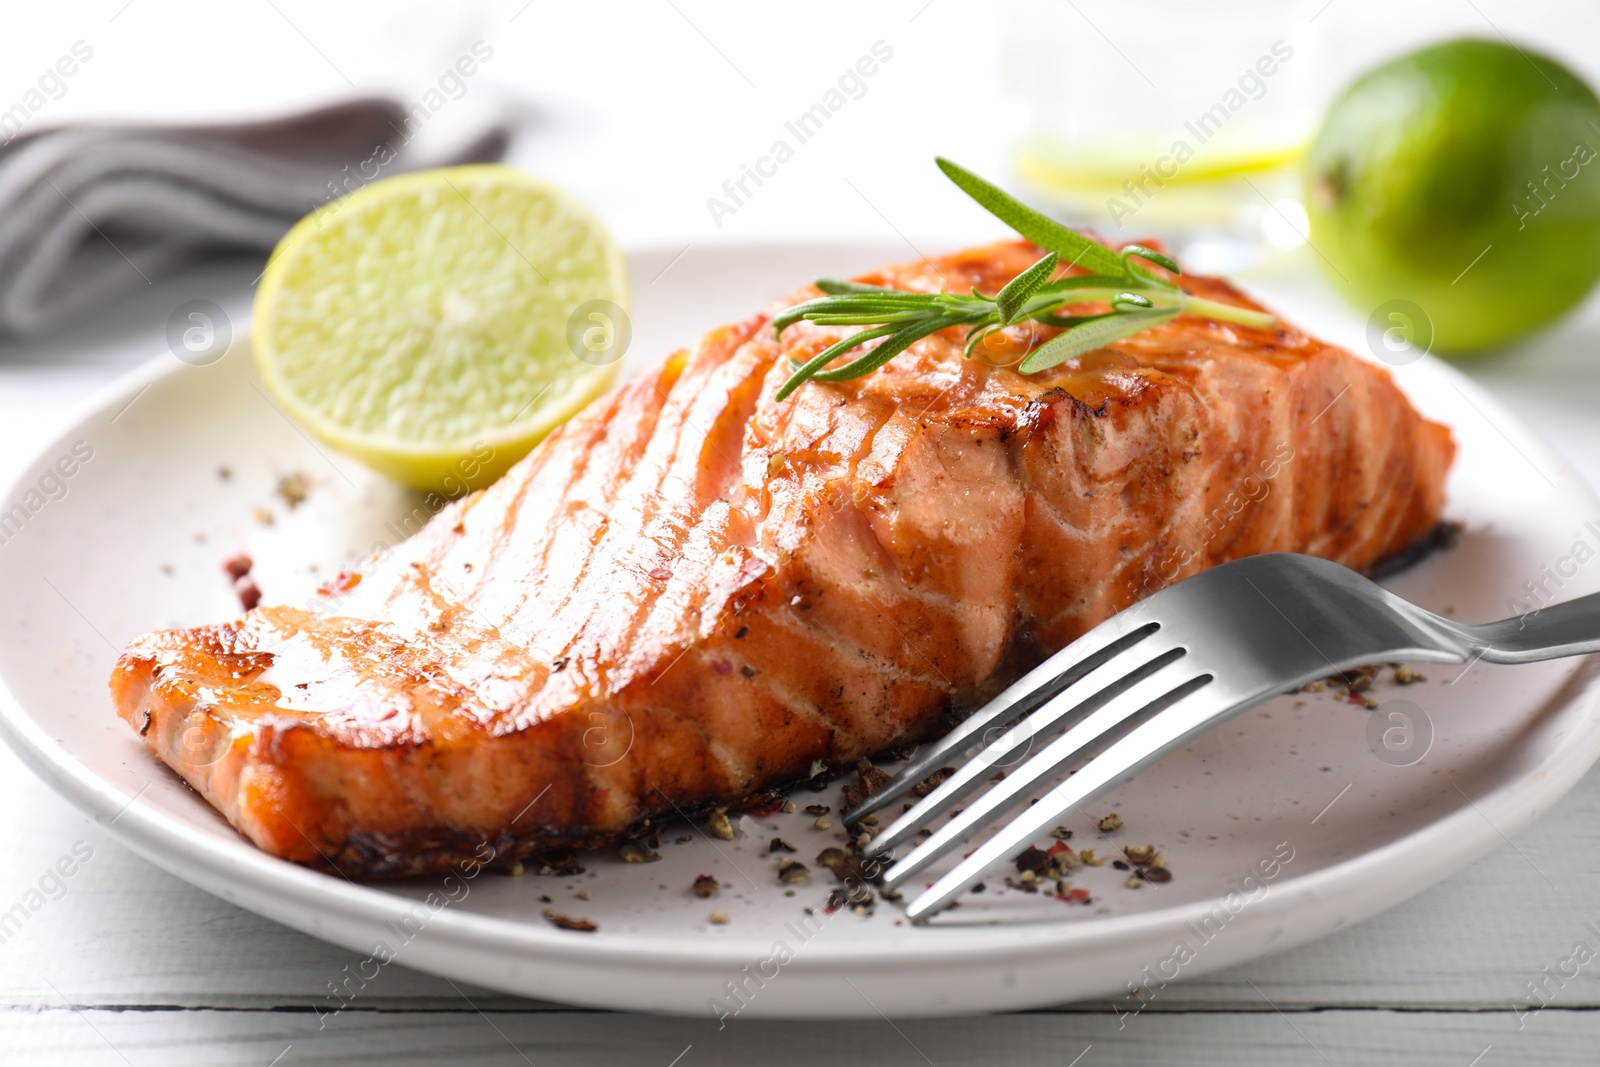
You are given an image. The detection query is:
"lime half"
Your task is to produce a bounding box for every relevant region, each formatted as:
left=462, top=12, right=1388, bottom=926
left=253, top=165, right=628, bottom=493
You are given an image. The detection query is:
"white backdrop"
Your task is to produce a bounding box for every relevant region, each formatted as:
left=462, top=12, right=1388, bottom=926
left=0, top=0, right=1594, bottom=247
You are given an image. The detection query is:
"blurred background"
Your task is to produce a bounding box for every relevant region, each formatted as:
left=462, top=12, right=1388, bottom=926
left=0, top=0, right=1591, bottom=453
left=0, top=0, right=1591, bottom=260
left=5, top=0, right=1598, bottom=484
left=0, top=0, right=1579, bottom=237
left=0, top=10, right=1595, bottom=317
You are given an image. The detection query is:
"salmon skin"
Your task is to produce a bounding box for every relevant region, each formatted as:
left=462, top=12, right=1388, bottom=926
left=112, top=240, right=1454, bottom=877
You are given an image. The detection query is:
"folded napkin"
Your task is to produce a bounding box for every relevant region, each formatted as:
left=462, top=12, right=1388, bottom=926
left=0, top=97, right=510, bottom=335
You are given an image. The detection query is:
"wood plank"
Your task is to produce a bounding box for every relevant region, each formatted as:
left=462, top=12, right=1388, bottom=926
left=0, top=1006, right=1584, bottom=1066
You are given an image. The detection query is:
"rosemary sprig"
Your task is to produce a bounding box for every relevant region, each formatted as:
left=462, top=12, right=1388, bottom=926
left=771, top=157, right=1277, bottom=401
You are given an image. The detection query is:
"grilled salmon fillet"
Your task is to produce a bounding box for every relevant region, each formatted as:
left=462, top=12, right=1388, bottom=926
left=112, top=240, right=1454, bottom=877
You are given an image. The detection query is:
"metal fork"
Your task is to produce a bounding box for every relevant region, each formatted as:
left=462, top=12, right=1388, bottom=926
left=845, top=552, right=1600, bottom=924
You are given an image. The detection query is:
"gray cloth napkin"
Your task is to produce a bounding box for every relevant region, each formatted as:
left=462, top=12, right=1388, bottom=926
left=0, top=97, right=509, bottom=335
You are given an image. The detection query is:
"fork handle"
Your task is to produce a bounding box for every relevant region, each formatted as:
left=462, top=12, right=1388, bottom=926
left=1466, top=591, right=1600, bottom=664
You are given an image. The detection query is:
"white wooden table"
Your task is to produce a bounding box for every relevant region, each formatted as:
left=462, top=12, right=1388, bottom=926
left=3, top=252, right=1600, bottom=1065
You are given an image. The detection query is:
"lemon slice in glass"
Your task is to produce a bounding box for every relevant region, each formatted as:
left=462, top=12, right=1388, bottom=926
left=253, top=164, right=629, bottom=494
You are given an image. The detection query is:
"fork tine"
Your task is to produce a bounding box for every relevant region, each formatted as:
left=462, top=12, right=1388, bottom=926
left=902, top=677, right=1250, bottom=924
left=861, top=643, right=1184, bottom=860
left=844, top=619, right=1161, bottom=827
left=879, top=659, right=1207, bottom=891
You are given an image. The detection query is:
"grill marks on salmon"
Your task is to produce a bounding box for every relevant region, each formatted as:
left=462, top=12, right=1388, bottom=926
left=111, top=241, right=1454, bottom=876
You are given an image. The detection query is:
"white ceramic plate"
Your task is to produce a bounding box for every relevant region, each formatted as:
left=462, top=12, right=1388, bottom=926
left=2, top=241, right=1598, bottom=1019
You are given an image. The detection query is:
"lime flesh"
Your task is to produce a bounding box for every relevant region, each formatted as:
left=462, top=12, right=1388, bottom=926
left=1305, top=38, right=1600, bottom=354
left=253, top=165, right=628, bottom=493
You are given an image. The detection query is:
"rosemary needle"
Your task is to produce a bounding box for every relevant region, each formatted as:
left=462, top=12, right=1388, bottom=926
left=772, top=158, right=1276, bottom=401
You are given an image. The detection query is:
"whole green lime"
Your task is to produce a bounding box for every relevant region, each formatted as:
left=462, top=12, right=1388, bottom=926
left=1306, top=38, right=1600, bottom=354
